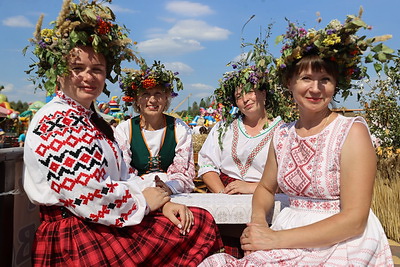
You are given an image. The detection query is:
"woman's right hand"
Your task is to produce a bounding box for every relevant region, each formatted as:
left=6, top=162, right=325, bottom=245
left=142, top=187, right=170, bottom=212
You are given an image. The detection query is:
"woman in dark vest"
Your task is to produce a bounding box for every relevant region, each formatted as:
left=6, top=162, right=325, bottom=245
left=116, top=61, right=195, bottom=195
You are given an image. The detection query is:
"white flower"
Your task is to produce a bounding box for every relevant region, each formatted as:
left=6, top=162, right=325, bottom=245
left=327, top=19, right=342, bottom=31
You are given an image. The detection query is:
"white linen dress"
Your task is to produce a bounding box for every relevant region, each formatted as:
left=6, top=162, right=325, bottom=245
left=199, top=115, right=393, bottom=266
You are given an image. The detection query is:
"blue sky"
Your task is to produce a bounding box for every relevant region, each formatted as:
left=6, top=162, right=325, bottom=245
left=0, top=0, right=398, bottom=113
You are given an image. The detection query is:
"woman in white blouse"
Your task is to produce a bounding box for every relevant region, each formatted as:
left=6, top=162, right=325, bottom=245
left=23, top=2, right=222, bottom=265
left=198, top=65, right=284, bottom=195
left=115, top=61, right=195, bottom=195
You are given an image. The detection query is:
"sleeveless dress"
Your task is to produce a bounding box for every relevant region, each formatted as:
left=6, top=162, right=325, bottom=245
left=199, top=115, right=393, bottom=266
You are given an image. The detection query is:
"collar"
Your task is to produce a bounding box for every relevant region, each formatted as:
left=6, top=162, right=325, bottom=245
left=56, top=91, right=94, bottom=117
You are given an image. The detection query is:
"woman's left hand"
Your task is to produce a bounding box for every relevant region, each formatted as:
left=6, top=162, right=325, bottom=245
left=241, top=222, right=278, bottom=255
left=162, top=202, right=194, bottom=235
left=224, top=180, right=257, bottom=194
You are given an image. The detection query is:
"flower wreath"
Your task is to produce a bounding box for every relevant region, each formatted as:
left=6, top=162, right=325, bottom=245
left=24, top=0, right=138, bottom=96
left=119, top=60, right=183, bottom=107
left=215, top=64, right=270, bottom=126
left=275, top=8, right=395, bottom=99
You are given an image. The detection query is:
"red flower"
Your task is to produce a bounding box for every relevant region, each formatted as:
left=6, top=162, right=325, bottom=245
left=350, top=49, right=359, bottom=56
left=122, top=96, right=134, bottom=102
left=142, top=78, right=157, bottom=89
left=96, top=18, right=112, bottom=35
left=346, top=68, right=355, bottom=75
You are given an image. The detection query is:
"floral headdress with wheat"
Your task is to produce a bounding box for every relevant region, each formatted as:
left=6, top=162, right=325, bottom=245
left=215, top=63, right=270, bottom=126
left=119, top=60, right=183, bottom=110
left=24, top=0, right=138, bottom=96
left=275, top=7, right=395, bottom=99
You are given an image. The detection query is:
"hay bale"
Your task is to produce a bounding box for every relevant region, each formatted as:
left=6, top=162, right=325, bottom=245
left=192, top=134, right=208, bottom=154
left=371, top=154, right=400, bottom=243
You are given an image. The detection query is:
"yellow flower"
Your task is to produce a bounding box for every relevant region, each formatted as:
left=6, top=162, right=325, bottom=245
left=322, top=34, right=341, bottom=46
left=276, top=58, right=284, bottom=66
left=44, top=37, right=51, bottom=43
left=41, top=29, right=54, bottom=37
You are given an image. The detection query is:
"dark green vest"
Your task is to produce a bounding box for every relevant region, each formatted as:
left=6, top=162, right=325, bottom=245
left=130, top=115, right=177, bottom=176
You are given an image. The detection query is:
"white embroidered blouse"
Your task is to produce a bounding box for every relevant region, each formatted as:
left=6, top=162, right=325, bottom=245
left=23, top=92, right=148, bottom=227
left=198, top=116, right=283, bottom=181
left=114, top=117, right=195, bottom=194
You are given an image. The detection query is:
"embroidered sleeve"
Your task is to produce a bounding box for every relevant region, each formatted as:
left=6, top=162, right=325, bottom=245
left=165, top=119, right=195, bottom=193
left=24, top=108, right=147, bottom=227
left=115, top=120, right=133, bottom=166
left=197, top=122, right=222, bottom=177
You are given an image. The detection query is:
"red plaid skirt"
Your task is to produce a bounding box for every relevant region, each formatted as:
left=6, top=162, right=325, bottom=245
left=219, top=172, right=237, bottom=187
left=32, top=205, right=223, bottom=266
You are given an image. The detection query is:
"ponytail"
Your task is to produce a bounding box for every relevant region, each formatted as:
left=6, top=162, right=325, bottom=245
left=90, top=103, right=115, bottom=142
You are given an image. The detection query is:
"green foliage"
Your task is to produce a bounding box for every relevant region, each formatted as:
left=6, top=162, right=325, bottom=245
left=24, top=0, right=137, bottom=96
left=119, top=60, right=183, bottom=112
left=275, top=8, right=395, bottom=100
left=10, top=101, right=29, bottom=113
left=360, top=50, right=400, bottom=155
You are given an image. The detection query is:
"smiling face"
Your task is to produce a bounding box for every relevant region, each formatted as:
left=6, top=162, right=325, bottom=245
left=234, top=86, right=267, bottom=117
left=137, top=86, right=169, bottom=117
left=288, top=65, right=336, bottom=114
left=58, top=46, right=107, bottom=108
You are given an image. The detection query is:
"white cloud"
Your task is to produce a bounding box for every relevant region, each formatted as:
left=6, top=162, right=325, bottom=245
left=2, top=16, right=34, bottom=27
left=0, top=83, right=13, bottom=93
left=146, top=27, right=169, bottom=39
left=164, top=62, right=194, bottom=75
left=0, top=83, right=46, bottom=104
left=166, top=1, right=214, bottom=17
left=168, top=20, right=231, bottom=41
left=106, top=4, right=136, bottom=13
left=137, top=37, right=204, bottom=56
left=189, top=83, right=215, bottom=98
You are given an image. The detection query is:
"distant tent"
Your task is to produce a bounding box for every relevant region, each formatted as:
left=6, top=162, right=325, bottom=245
left=0, top=106, right=8, bottom=117
left=28, top=101, right=46, bottom=112
left=19, top=110, right=33, bottom=118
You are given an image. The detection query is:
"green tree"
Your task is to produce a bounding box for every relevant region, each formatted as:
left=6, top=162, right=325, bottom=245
left=199, top=99, right=207, bottom=109
left=10, top=101, right=29, bottom=113
left=190, top=101, right=199, bottom=117
left=360, top=51, right=400, bottom=157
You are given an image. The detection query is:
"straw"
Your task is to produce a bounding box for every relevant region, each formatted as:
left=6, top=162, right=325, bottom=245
left=371, top=154, right=400, bottom=243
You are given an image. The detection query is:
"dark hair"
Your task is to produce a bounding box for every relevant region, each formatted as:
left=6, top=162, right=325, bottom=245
left=90, top=103, right=115, bottom=142
left=281, top=54, right=339, bottom=93
left=232, top=82, right=275, bottom=118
